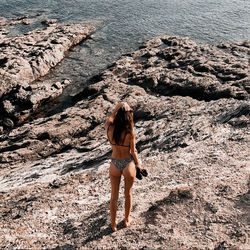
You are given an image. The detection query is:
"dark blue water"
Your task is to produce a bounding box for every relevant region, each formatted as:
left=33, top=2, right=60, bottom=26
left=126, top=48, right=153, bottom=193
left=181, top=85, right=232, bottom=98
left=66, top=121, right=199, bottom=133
left=1, top=0, right=249, bottom=42
left=1, top=0, right=250, bottom=98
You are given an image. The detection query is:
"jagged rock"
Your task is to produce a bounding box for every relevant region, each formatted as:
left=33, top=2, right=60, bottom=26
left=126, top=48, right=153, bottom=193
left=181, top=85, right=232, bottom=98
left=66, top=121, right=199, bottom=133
left=22, top=19, right=33, bottom=25
left=0, top=79, right=72, bottom=128
left=0, top=22, right=94, bottom=128
left=0, top=33, right=249, bottom=165
left=218, top=103, right=250, bottom=124
left=103, top=35, right=249, bottom=101
left=0, top=23, right=95, bottom=97
left=41, top=19, right=58, bottom=26
left=3, top=118, right=14, bottom=128
left=2, top=100, right=15, bottom=114
left=0, top=35, right=249, bottom=249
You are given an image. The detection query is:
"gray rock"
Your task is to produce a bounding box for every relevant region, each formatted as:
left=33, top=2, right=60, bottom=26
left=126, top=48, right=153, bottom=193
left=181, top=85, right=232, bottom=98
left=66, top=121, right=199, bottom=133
left=41, top=19, right=58, bottom=26
left=0, top=23, right=95, bottom=98
left=0, top=23, right=95, bottom=128
left=0, top=34, right=249, bottom=250
left=3, top=118, right=14, bottom=128
left=2, top=100, right=15, bottom=114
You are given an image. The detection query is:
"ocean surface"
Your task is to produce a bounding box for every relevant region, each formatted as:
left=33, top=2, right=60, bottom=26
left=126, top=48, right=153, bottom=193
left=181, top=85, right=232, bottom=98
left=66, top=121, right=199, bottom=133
left=1, top=0, right=250, bottom=112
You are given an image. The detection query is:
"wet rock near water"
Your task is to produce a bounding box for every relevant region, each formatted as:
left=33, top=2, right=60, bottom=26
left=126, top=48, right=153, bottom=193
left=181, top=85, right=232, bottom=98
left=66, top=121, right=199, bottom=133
left=111, top=35, right=249, bottom=101
left=0, top=22, right=95, bottom=98
left=41, top=19, right=58, bottom=26
left=0, top=22, right=95, bottom=130
left=0, top=34, right=249, bottom=248
left=0, top=16, right=35, bottom=28
left=0, top=15, right=40, bottom=40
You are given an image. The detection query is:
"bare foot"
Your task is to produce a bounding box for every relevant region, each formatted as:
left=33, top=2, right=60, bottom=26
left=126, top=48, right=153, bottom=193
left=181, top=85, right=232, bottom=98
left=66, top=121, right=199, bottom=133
left=111, top=224, right=117, bottom=232
left=124, top=217, right=133, bottom=228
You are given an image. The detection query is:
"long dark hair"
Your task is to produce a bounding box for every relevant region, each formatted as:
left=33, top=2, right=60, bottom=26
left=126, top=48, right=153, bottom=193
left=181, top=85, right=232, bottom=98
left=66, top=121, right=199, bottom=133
left=113, top=107, right=133, bottom=145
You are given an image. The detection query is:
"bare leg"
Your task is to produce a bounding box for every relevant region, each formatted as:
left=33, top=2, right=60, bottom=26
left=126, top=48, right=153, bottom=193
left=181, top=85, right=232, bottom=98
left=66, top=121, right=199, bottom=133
left=123, top=161, right=136, bottom=227
left=109, top=162, right=121, bottom=232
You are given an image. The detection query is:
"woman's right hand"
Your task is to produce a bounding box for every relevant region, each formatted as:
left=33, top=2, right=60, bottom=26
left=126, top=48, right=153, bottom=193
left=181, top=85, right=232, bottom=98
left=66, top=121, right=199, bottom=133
left=123, top=102, right=132, bottom=112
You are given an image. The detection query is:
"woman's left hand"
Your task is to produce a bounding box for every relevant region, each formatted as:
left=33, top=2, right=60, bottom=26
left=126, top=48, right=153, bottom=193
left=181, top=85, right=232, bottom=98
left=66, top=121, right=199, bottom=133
left=136, top=165, right=143, bottom=171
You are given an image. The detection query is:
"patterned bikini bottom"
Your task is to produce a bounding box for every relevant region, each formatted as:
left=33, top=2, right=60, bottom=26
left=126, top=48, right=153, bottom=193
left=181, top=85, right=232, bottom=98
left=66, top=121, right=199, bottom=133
left=111, top=157, right=134, bottom=172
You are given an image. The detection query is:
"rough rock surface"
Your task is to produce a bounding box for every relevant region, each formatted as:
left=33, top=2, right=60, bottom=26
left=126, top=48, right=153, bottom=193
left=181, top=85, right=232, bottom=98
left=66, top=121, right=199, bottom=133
left=0, top=22, right=95, bottom=97
left=0, top=79, right=72, bottom=129
left=0, top=35, right=249, bottom=249
left=0, top=22, right=95, bottom=129
left=0, top=16, right=36, bottom=27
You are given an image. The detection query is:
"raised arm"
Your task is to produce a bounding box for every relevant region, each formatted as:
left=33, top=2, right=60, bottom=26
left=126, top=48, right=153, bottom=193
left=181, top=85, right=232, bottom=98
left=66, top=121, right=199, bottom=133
left=130, top=132, right=142, bottom=171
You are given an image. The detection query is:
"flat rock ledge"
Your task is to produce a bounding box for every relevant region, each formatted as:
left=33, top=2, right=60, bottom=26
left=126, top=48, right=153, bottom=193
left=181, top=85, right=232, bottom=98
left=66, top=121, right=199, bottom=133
left=0, top=23, right=95, bottom=97
left=0, top=23, right=95, bottom=128
left=0, top=35, right=249, bottom=249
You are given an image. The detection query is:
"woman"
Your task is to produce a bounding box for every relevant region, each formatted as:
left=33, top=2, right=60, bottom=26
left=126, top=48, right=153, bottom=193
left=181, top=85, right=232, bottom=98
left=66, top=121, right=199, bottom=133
left=105, top=102, right=142, bottom=232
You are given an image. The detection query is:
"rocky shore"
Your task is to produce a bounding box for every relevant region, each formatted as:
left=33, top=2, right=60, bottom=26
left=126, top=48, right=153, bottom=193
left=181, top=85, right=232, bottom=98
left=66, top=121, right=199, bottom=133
left=0, top=19, right=249, bottom=249
left=0, top=21, right=95, bottom=130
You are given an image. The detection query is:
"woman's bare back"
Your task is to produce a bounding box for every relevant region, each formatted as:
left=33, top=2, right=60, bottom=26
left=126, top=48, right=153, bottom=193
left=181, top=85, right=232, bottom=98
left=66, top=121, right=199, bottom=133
left=107, top=124, right=132, bottom=159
